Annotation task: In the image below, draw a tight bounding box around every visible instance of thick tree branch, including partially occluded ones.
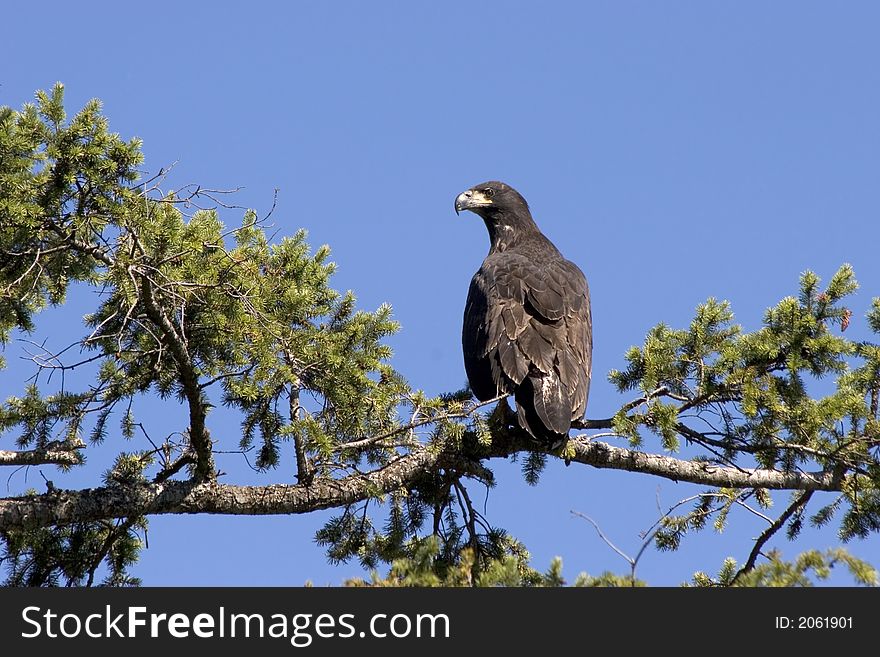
[0,449,481,532]
[488,430,843,492]
[0,429,844,533]
[0,447,83,467]
[563,439,836,490]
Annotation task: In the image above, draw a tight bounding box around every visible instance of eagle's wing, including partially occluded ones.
[462,261,525,401]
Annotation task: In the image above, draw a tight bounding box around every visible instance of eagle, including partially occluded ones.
[454,181,592,446]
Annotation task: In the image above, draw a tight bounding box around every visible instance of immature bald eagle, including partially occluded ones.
[454,181,592,446]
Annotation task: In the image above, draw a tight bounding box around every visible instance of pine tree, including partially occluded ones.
[1,87,878,586]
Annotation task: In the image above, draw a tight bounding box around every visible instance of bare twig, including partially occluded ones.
[572,511,636,569]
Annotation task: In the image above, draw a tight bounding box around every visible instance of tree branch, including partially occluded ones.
[336,394,508,452]
[572,386,683,429]
[485,428,842,492]
[288,382,312,484]
[0,449,481,532]
[46,220,115,268]
[729,490,814,585]
[137,273,213,480]
[565,441,837,490]
[0,447,84,467]
[0,426,844,533]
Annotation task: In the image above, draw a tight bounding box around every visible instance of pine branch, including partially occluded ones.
[45,221,115,268]
[152,454,196,484]
[336,394,508,452]
[288,383,312,484]
[83,517,140,587]
[0,449,483,531]
[729,490,814,585]
[137,273,213,480]
[0,446,84,467]
[0,431,843,533]
[572,386,673,429]
[488,429,842,491]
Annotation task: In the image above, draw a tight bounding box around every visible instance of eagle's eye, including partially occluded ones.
[483,188,495,198]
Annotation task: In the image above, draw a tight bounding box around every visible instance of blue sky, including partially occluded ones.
[2,2,879,585]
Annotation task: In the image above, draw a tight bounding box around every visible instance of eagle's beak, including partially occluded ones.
[454,189,490,215]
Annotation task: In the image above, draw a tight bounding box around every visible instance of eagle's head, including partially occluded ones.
[454,181,530,220]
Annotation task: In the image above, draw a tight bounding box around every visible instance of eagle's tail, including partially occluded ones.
[514,372,571,449]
